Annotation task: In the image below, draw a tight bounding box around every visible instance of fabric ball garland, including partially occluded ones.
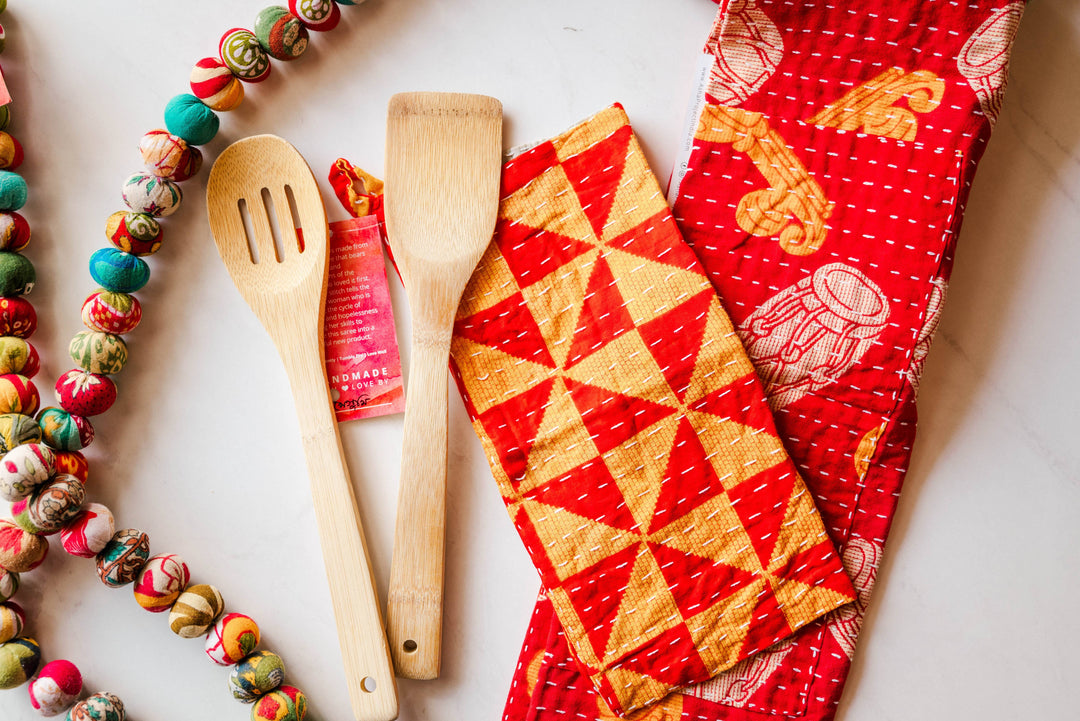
[251,685,307,721]
[220,28,272,83]
[81,290,142,335]
[37,407,94,452]
[0,520,48,573]
[0,601,23,643]
[0,171,26,211]
[0,211,30,252]
[69,331,129,375]
[55,369,118,417]
[132,553,189,612]
[0,373,38,415]
[138,130,202,183]
[0,442,54,502]
[27,659,83,717]
[164,94,221,146]
[95,528,150,588]
[0,251,34,296]
[0,636,40,690]
[60,503,115,558]
[121,172,182,218]
[67,692,125,721]
[229,650,285,703]
[190,58,245,112]
[169,583,224,638]
[0,297,36,337]
[206,613,260,665]
[255,7,309,61]
[0,413,42,453]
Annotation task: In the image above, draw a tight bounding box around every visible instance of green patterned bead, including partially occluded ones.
[0,637,40,690]
[37,407,94,451]
[255,7,309,61]
[68,692,125,721]
[0,413,41,453]
[229,650,286,702]
[0,251,34,296]
[69,331,128,375]
[251,686,306,721]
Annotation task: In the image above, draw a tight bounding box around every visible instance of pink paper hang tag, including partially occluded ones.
[325,215,405,422]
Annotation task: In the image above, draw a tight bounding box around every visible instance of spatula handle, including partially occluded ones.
[387,327,451,679]
[283,338,399,721]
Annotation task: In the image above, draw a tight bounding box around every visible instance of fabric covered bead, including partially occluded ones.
[164,94,220,146]
[0,413,42,453]
[56,369,117,417]
[0,211,29,252]
[220,29,272,83]
[190,57,244,112]
[0,336,33,375]
[0,171,26,211]
[0,520,48,573]
[69,331,128,376]
[88,248,149,294]
[169,583,224,639]
[96,528,149,588]
[105,211,163,257]
[0,637,40,690]
[206,613,260,665]
[229,650,285,703]
[251,685,307,721]
[0,569,17,602]
[28,659,82,717]
[38,408,94,451]
[67,692,124,721]
[53,451,88,482]
[0,373,37,415]
[121,172,181,217]
[289,0,340,31]
[132,553,189,613]
[139,130,202,182]
[0,23,5,54]
[0,601,23,643]
[10,498,40,534]
[0,251,34,296]
[24,474,85,535]
[0,107,9,133]
[0,442,54,502]
[61,503,114,558]
[0,297,35,337]
[0,132,22,171]
[81,290,142,335]
[255,7,309,61]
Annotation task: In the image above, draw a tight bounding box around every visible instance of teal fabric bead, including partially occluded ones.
[38,407,94,451]
[0,171,26,211]
[0,252,34,296]
[335,0,360,4]
[164,94,220,146]
[89,248,149,293]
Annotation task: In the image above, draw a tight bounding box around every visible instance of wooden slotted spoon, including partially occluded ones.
[384,92,503,679]
[206,135,398,721]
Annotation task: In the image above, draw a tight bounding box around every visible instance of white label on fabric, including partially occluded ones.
[667,52,713,206]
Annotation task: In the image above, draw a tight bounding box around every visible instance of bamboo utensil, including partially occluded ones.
[206,135,398,721]
[384,92,503,680]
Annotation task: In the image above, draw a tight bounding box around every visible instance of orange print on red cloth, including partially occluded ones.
[449,105,853,716]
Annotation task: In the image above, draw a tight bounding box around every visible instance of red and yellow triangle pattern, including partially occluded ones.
[450,105,855,716]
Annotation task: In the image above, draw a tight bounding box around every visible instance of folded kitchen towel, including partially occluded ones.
[507,2,1027,720]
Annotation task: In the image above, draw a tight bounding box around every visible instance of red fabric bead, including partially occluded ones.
[0,211,30,252]
[0,373,38,415]
[22,341,39,378]
[55,370,117,417]
[0,296,35,337]
[0,131,22,171]
[53,451,89,483]
[81,290,142,334]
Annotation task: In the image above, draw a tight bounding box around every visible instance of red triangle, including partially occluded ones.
[513,505,561,582]
[770,539,855,600]
[454,291,556,368]
[476,378,556,486]
[495,217,596,288]
[688,372,769,423]
[560,124,633,240]
[564,256,636,368]
[606,208,703,272]
[638,289,714,402]
[563,376,677,454]
[725,461,798,569]
[649,417,727,533]
[609,620,709,687]
[502,141,559,197]
[737,584,793,659]
[560,542,641,660]
[649,542,757,619]
[525,458,639,532]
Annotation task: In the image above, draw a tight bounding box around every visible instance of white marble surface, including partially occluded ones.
[0,1,1077,720]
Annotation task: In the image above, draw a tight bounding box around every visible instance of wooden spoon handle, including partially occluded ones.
[387,326,451,679]
[283,339,399,721]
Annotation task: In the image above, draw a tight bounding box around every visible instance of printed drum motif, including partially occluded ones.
[739,263,890,409]
[958,3,1025,126]
[826,537,883,659]
[704,0,783,106]
[907,278,948,396]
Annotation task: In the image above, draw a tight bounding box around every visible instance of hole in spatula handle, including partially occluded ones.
[402,639,418,654]
[285,184,305,253]
[238,198,259,264]
[261,187,287,263]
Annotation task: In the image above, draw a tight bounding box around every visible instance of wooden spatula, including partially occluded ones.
[384,93,503,679]
[206,135,398,721]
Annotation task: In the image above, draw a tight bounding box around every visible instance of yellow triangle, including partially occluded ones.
[551,105,631,161]
[519,376,603,495]
[519,249,600,369]
[683,579,767,673]
[520,499,638,584]
[771,575,855,634]
[545,585,600,670]
[598,665,678,717]
[449,336,557,417]
[456,241,521,319]
[601,413,682,532]
[501,163,600,252]
[766,476,833,574]
[647,493,761,573]
[561,329,680,409]
[681,297,759,407]
[603,248,714,328]
[602,546,683,666]
[597,136,669,243]
[685,411,788,492]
